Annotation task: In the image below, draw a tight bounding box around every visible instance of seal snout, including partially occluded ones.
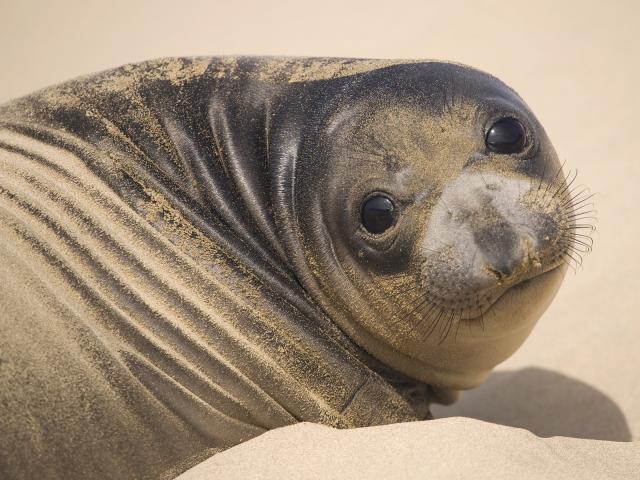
[473,216,525,283]
[420,172,569,315]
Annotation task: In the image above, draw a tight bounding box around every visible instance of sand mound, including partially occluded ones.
[177,418,640,479]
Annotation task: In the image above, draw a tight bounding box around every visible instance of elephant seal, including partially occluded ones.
[0,57,591,479]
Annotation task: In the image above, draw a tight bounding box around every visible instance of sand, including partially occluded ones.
[177,419,640,480]
[2,0,640,478]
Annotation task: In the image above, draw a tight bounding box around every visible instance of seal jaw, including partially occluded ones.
[359,263,568,390]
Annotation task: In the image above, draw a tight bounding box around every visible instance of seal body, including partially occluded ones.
[0,57,582,479]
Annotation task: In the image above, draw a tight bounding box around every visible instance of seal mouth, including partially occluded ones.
[461,262,565,322]
[420,260,566,323]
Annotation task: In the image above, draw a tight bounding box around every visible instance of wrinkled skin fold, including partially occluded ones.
[0,57,584,479]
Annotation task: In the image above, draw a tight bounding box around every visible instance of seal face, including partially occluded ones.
[0,57,592,478]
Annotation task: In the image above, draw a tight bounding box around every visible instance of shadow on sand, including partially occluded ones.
[431,367,631,441]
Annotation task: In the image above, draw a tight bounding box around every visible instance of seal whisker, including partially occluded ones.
[414,299,440,332]
[443,309,461,345]
[566,241,594,254]
[438,310,455,345]
[437,310,451,344]
[560,252,578,275]
[564,184,591,201]
[395,289,434,331]
[544,159,567,199]
[559,254,577,273]
[407,292,432,317]
[573,224,597,231]
[423,308,446,342]
[419,303,442,340]
[534,156,550,203]
[561,193,596,211]
[558,190,592,210]
[565,235,594,251]
[566,231,595,243]
[564,212,597,223]
[553,168,579,200]
[453,308,466,343]
[564,177,589,195]
[563,209,597,222]
[565,208,597,217]
[565,198,596,210]
[567,244,592,255]
[562,190,596,206]
[563,246,584,269]
[389,288,427,328]
[564,203,596,217]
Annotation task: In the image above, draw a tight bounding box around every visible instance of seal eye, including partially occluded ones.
[361,195,396,234]
[485,117,527,154]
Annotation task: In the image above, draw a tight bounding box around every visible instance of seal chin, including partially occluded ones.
[416,262,567,390]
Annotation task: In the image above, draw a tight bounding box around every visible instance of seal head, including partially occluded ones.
[271,62,583,389]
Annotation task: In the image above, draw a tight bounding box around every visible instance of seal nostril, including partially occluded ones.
[485,266,507,283]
